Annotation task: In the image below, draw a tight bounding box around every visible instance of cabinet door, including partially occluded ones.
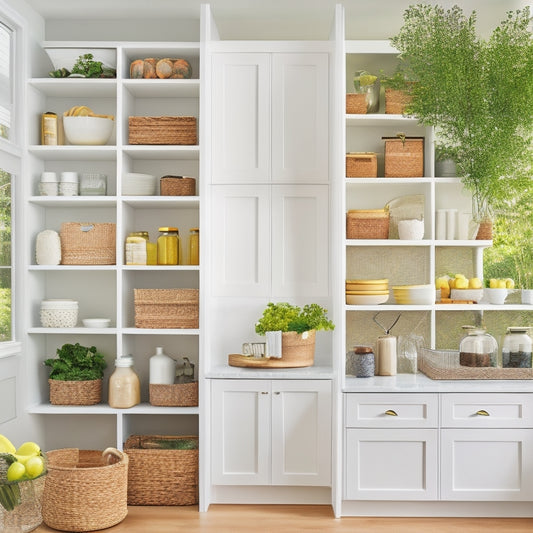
[212,185,270,296]
[345,428,438,500]
[271,380,331,486]
[272,53,329,182]
[441,428,533,501]
[271,185,329,297]
[211,380,271,485]
[211,53,271,183]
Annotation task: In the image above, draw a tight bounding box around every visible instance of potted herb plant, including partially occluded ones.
[255,302,334,367]
[44,343,106,405]
[390,5,533,235]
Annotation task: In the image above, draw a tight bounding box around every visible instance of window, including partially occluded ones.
[0,168,10,341]
[0,22,12,141]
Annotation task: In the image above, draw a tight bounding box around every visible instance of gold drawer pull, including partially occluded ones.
[385,409,398,416]
[476,409,490,416]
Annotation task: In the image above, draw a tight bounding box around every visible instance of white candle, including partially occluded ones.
[377,335,397,376]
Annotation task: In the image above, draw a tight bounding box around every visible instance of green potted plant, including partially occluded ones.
[255,302,334,367]
[379,68,415,115]
[49,53,116,78]
[44,343,107,405]
[390,5,533,235]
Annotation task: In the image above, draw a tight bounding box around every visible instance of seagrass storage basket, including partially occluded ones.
[346,152,378,178]
[346,209,390,239]
[60,222,116,265]
[124,435,199,506]
[128,116,197,145]
[385,87,413,114]
[42,448,128,532]
[49,378,102,406]
[134,288,199,329]
[383,136,424,177]
[160,175,196,196]
[346,93,367,114]
[149,381,198,407]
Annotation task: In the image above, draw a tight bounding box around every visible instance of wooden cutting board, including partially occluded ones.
[228,354,302,368]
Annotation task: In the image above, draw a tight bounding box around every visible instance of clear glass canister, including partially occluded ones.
[459,328,498,367]
[502,327,532,368]
[125,231,148,265]
[108,355,141,408]
[157,227,180,265]
[188,227,199,265]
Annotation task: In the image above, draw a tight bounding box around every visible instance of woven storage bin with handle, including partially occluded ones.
[128,116,197,145]
[150,381,198,406]
[42,448,128,532]
[160,175,196,196]
[49,378,102,406]
[346,152,377,178]
[124,435,199,505]
[134,288,199,329]
[383,135,424,178]
[60,222,116,265]
[346,93,367,114]
[347,209,390,239]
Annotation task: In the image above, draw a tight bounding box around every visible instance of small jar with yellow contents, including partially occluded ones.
[157,227,181,265]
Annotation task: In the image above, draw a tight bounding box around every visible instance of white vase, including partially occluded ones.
[521,289,533,305]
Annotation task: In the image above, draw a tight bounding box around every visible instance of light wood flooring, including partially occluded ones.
[34,505,533,532]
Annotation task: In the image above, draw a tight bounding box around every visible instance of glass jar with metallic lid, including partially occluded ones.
[188,228,199,265]
[502,327,532,368]
[125,231,148,265]
[157,227,181,265]
[459,327,498,367]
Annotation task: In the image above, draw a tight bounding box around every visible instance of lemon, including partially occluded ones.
[359,74,377,86]
[16,441,40,456]
[24,456,44,479]
[13,453,36,465]
[505,278,515,289]
[0,434,16,454]
[7,461,26,481]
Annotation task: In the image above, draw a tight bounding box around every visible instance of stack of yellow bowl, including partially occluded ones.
[346,279,389,305]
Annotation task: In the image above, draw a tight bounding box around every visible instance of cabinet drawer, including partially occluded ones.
[345,393,438,428]
[441,393,533,428]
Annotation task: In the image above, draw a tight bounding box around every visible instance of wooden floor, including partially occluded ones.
[34,505,533,532]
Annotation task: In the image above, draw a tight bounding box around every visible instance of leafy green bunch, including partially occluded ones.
[255,302,334,335]
[44,343,106,381]
[71,53,116,78]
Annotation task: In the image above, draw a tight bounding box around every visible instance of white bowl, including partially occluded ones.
[398,219,425,240]
[44,47,116,71]
[82,318,111,328]
[450,288,484,302]
[346,293,389,305]
[392,284,435,305]
[485,288,508,305]
[63,116,114,146]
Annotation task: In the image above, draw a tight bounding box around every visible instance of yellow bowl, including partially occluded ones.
[347,278,389,284]
[346,290,389,295]
[346,283,389,292]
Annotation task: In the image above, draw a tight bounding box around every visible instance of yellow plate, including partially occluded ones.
[346,290,389,295]
[346,278,389,285]
[346,283,389,292]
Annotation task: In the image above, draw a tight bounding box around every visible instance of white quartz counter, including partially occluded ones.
[206,365,334,380]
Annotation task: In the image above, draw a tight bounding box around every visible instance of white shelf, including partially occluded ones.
[122,79,200,98]
[29,145,117,161]
[27,402,200,415]
[28,265,117,271]
[122,265,200,271]
[28,327,117,334]
[346,239,430,247]
[121,196,199,209]
[29,196,117,207]
[122,145,200,160]
[346,177,433,185]
[346,114,419,126]
[121,328,200,335]
[435,240,492,248]
[345,304,430,311]
[28,78,117,97]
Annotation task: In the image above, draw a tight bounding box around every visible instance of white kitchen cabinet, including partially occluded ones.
[211,52,328,184]
[211,379,331,486]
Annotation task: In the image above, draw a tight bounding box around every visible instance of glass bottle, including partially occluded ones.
[125,231,148,265]
[108,355,141,408]
[459,328,498,367]
[188,228,199,265]
[157,227,180,265]
[502,327,532,368]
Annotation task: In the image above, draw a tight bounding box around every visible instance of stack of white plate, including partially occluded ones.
[122,173,157,196]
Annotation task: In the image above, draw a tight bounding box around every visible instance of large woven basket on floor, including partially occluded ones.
[49,378,102,405]
[60,222,116,265]
[124,435,199,505]
[160,175,196,196]
[149,381,198,406]
[128,116,197,145]
[346,209,390,239]
[42,448,128,532]
[346,152,377,178]
[134,288,199,328]
[383,136,424,177]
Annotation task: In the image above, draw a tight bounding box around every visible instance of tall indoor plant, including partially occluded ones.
[390,5,533,230]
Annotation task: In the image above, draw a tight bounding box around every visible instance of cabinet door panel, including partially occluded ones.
[271,185,329,297]
[345,428,438,500]
[212,185,270,296]
[441,428,533,501]
[211,380,271,485]
[272,53,329,182]
[271,380,331,486]
[211,53,271,183]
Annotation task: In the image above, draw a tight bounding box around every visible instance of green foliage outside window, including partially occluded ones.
[0,169,11,341]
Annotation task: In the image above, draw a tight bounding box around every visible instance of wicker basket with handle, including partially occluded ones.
[346,209,390,239]
[60,222,116,265]
[383,135,424,178]
[42,448,128,532]
[160,176,196,196]
[124,435,199,505]
[346,152,377,178]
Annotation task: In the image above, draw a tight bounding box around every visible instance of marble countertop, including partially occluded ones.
[206,365,334,379]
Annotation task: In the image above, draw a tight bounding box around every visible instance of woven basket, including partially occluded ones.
[383,136,424,178]
[124,435,198,506]
[134,288,199,329]
[346,209,390,239]
[128,116,197,145]
[149,381,198,407]
[280,330,316,367]
[60,222,116,265]
[49,379,102,406]
[476,220,493,240]
[385,88,413,114]
[42,448,128,532]
[346,152,377,178]
[346,93,367,114]
[160,176,196,196]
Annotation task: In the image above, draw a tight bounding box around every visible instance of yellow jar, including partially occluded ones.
[146,241,157,265]
[125,231,148,265]
[188,228,199,265]
[157,227,180,265]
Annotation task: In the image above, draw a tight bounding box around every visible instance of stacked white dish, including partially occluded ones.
[392,284,435,305]
[122,173,157,196]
